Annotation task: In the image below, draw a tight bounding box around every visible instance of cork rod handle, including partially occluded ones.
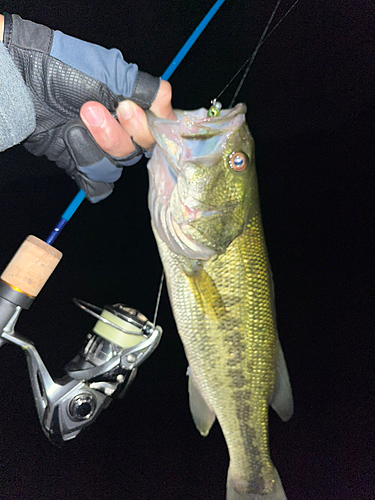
[1,236,62,297]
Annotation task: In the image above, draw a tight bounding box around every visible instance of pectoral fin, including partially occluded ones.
[269,340,294,422]
[188,368,216,436]
[186,268,226,320]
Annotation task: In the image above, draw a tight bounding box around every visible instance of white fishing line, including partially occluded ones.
[214,0,301,107]
[153,270,165,325]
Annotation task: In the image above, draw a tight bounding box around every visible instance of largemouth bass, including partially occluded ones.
[147,104,293,500]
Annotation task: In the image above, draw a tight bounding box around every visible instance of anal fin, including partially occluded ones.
[269,340,294,422]
[188,367,216,436]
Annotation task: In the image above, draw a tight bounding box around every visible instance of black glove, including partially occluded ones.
[3,13,160,202]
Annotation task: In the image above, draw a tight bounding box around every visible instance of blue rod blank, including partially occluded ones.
[46,189,86,245]
[61,189,86,221]
[162,0,226,81]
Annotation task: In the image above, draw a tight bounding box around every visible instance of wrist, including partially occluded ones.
[0,15,4,42]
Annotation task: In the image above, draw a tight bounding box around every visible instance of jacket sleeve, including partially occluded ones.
[0,41,35,152]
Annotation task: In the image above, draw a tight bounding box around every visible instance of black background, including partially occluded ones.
[0,1,374,499]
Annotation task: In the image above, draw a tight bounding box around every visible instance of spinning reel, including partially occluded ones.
[0,236,162,444]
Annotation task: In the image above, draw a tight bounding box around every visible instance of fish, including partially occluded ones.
[146,103,293,500]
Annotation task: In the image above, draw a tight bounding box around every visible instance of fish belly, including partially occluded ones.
[153,214,287,499]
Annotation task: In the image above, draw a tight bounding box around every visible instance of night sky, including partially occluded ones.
[0,1,374,499]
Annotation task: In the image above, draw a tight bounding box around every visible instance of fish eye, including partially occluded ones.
[229,151,249,172]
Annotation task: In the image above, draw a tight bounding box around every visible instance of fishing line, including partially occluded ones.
[229,0,282,107]
[215,0,301,107]
[263,0,301,43]
[153,270,165,325]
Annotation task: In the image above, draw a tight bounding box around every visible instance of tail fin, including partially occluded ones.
[227,468,287,500]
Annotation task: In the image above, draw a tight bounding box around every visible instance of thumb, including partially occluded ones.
[150,80,176,120]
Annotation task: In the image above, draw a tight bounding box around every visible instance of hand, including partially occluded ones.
[3,14,174,202]
[80,79,175,160]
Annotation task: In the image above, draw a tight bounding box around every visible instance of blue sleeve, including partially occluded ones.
[0,41,36,152]
[51,31,139,99]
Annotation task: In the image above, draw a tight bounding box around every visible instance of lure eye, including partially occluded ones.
[229,152,249,172]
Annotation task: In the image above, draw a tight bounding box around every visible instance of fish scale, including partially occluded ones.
[147,104,292,500]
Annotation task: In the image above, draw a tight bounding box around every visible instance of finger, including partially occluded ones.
[150,80,176,120]
[116,81,176,150]
[117,100,155,150]
[80,101,135,158]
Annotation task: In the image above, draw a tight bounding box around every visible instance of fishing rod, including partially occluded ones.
[46,0,227,246]
[0,0,228,444]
